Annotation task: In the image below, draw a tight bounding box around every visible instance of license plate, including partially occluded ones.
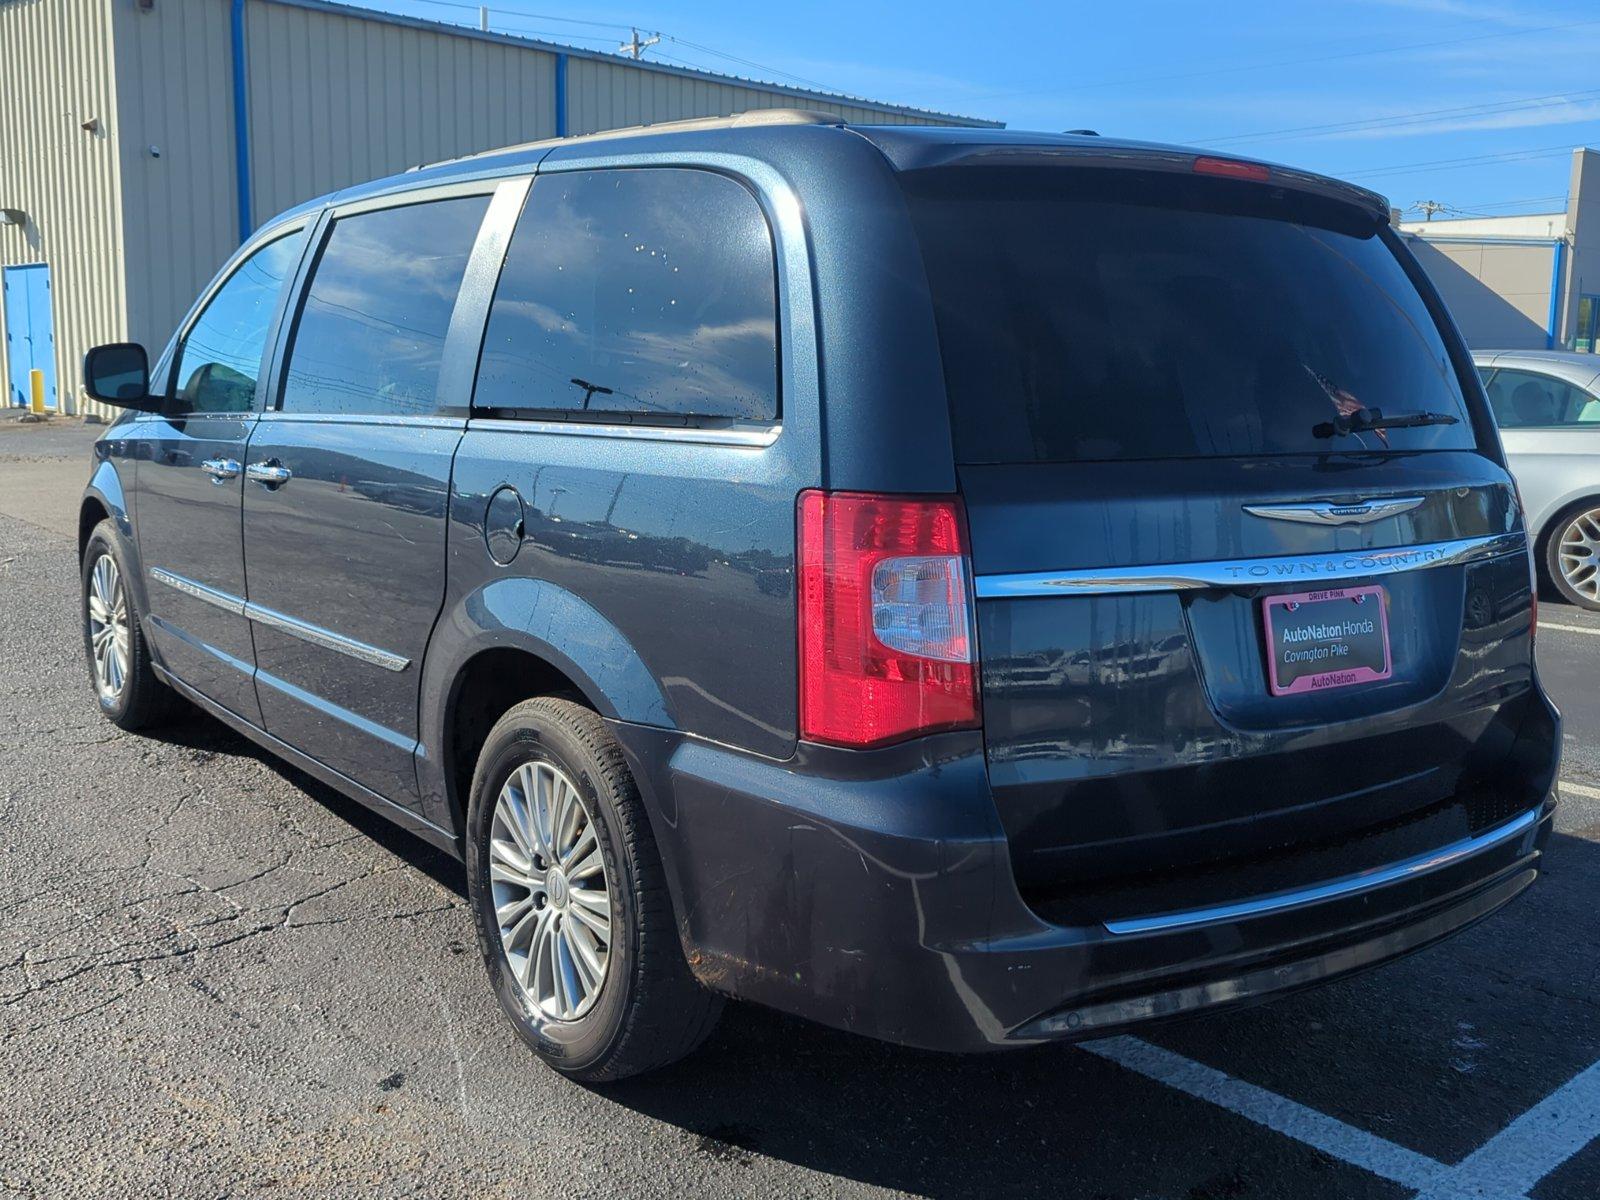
[1261,585,1392,697]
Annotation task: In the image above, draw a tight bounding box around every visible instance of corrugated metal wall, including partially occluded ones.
[564,56,953,136]
[5,0,993,423]
[243,0,559,226]
[112,0,238,389]
[0,0,124,419]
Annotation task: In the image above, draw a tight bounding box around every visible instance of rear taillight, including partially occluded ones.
[797,490,979,748]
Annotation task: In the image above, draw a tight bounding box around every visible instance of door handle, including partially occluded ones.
[246,460,292,487]
[201,457,241,483]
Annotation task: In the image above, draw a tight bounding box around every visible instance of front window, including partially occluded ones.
[172,235,301,414]
[1482,367,1600,428]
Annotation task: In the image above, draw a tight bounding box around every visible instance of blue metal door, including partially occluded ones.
[3,264,57,410]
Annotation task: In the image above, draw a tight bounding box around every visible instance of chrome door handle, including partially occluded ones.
[246,461,292,487]
[201,457,241,483]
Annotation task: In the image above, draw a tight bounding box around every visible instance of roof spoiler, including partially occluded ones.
[892,142,1392,224]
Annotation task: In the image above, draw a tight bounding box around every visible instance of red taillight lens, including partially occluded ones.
[797,490,980,748]
[1193,155,1272,182]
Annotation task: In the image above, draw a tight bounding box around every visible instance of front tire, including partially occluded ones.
[1543,502,1600,611]
[81,519,175,730]
[465,697,721,1081]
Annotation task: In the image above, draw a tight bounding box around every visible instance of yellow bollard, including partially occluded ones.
[28,368,45,414]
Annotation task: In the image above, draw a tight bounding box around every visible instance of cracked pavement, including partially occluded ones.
[3,421,1600,1199]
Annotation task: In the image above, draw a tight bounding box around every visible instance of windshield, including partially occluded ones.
[901,166,1478,464]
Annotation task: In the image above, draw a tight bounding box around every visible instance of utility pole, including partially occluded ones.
[618,27,661,59]
[1415,200,1448,222]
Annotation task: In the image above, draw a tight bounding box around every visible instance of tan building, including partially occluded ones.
[0,0,997,419]
[1400,147,1600,354]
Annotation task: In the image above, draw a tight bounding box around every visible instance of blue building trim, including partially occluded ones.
[231,0,253,243]
[1548,240,1567,349]
[555,52,568,139]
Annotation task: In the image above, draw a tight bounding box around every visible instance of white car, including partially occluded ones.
[1475,350,1600,609]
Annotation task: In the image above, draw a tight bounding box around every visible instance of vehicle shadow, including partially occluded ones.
[596,823,1600,1199]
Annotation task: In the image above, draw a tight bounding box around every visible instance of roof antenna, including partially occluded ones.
[1063,128,1100,136]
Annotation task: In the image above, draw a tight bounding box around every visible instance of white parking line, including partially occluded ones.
[1561,779,1600,802]
[1540,621,1600,636]
[1085,1037,1600,1198]
[1081,1037,1448,1190]
[1413,1058,1600,1199]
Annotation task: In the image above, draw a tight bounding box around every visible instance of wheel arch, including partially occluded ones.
[418,576,675,838]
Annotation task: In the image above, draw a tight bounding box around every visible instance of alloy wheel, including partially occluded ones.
[1557,508,1600,603]
[87,553,131,702]
[488,759,613,1021]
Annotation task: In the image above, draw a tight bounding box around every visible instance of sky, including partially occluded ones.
[349,0,1600,221]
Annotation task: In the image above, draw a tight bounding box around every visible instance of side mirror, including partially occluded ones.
[83,342,160,410]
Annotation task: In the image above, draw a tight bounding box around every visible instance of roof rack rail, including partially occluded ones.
[406,108,844,172]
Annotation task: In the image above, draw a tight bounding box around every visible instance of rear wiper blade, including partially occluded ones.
[1313,408,1460,439]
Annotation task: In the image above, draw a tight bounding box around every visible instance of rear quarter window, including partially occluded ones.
[903,167,1478,463]
[472,167,778,423]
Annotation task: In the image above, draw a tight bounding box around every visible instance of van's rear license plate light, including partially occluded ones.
[1262,585,1393,696]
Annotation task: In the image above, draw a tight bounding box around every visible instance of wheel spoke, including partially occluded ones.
[524,907,555,989]
[567,845,603,882]
[550,777,576,860]
[564,920,603,995]
[567,892,610,941]
[528,764,558,860]
[561,823,596,871]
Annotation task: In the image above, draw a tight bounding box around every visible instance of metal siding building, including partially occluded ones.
[1401,148,1600,354]
[0,0,996,419]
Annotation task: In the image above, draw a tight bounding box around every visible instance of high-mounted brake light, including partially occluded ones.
[1193,156,1272,183]
[797,491,980,748]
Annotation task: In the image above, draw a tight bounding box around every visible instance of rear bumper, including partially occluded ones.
[613,724,1555,1054]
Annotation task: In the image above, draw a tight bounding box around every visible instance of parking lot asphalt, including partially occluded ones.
[3,419,1598,1199]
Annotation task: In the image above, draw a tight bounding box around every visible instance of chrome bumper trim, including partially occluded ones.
[1102,808,1539,936]
[975,532,1526,598]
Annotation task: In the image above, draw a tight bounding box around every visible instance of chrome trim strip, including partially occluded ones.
[1243,496,1425,527]
[1102,809,1539,936]
[246,602,411,673]
[150,568,246,616]
[975,532,1526,598]
[467,415,780,447]
[149,569,410,672]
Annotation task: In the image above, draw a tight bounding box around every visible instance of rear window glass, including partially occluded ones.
[903,167,1476,463]
[472,167,778,423]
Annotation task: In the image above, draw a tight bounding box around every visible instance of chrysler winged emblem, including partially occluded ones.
[1242,497,1425,526]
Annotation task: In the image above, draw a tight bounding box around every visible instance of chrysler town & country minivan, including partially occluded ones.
[78,113,1559,1080]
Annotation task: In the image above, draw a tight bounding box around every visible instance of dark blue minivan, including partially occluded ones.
[79,112,1559,1080]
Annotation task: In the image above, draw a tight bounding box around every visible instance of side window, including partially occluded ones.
[473,168,778,422]
[1485,368,1600,429]
[172,235,301,413]
[279,195,490,417]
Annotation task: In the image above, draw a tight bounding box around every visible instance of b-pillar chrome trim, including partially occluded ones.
[149,568,410,672]
[974,532,1527,599]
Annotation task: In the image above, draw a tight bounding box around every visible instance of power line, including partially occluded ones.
[1337,143,1582,180]
[1201,87,1600,147]
[659,35,844,94]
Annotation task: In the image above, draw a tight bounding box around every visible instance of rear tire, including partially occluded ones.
[81,519,176,730]
[465,697,721,1081]
[1542,502,1600,612]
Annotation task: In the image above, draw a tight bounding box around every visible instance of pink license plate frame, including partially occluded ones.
[1261,584,1393,697]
